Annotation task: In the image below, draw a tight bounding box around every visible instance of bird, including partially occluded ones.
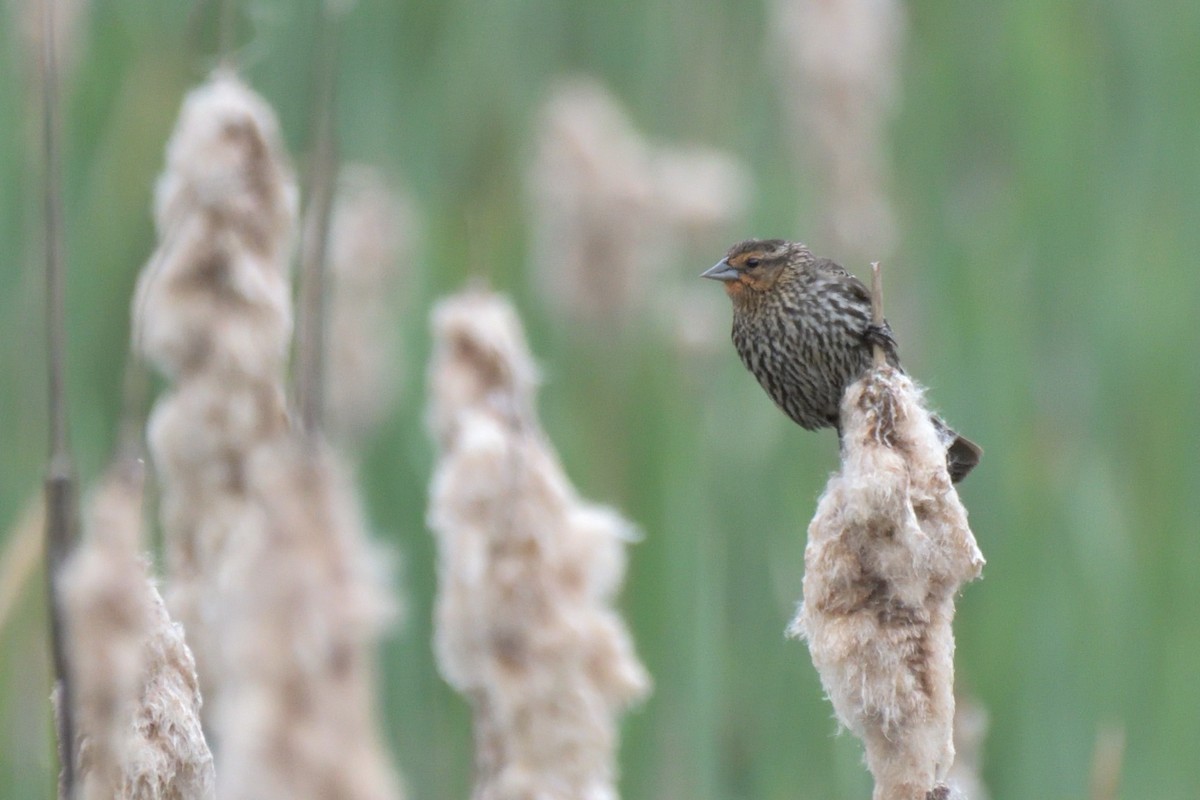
[702,238,981,483]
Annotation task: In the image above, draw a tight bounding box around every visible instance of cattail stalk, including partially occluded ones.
[17,0,90,82]
[871,261,886,368]
[427,289,651,799]
[39,0,79,792]
[790,366,984,800]
[294,2,342,436]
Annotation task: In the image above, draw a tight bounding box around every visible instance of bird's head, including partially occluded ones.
[701,239,812,303]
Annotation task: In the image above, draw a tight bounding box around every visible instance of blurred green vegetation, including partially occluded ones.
[3,1,1200,798]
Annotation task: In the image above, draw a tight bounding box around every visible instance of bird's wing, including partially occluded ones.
[813,258,867,295]
[815,258,901,361]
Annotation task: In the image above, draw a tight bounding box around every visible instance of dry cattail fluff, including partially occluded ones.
[210,439,401,800]
[133,68,297,705]
[325,165,419,448]
[135,68,296,383]
[789,366,984,800]
[61,462,214,800]
[772,0,904,260]
[527,77,750,324]
[133,70,402,800]
[428,289,651,800]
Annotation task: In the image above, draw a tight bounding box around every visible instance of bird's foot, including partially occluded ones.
[863,321,897,353]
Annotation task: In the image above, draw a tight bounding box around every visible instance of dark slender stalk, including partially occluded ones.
[870,261,885,368]
[294,6,341,437]
[40,1,78,796]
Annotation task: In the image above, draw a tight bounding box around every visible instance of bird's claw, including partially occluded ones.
[863,321,897,352]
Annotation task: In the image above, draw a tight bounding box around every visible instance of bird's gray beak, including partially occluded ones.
[701,258,738,282]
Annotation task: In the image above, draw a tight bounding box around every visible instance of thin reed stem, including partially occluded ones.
[40,0,78,795]
[295,6,341,436]
[870,261,885,368]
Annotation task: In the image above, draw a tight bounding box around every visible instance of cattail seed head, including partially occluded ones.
[428,289,650,799]
[134,69,403,800]
[427,288,540,448]
[134,69,297,382]
[325,165,419,447]
[792,366,983,800]
[154,69,297,255]
[528,78,750,324]
[61,463,215,800]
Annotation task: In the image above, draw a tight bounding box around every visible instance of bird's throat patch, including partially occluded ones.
[733,269,780,294]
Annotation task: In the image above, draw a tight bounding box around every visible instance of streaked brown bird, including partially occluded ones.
[703,238,981,483]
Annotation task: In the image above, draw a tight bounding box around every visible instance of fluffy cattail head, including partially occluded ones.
[135,70,403,800]
[61,462,215,800]
[793,366,983,800]
[428,289,650,799]
[211,439,402,800]
[134,69,297,382]
[528,78,750,324]
[325,166,419,447]
[427,288,540,447]
[62,464,154,800]
[154,68,297,252]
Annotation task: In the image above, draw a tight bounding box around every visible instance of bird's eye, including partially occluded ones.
[745,257,761,268]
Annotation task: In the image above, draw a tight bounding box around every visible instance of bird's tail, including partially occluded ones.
[931,415,982,484]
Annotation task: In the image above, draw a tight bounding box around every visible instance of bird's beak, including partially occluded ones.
[701,258,738,282]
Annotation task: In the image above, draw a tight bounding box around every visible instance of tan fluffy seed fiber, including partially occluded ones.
[212,439,401,800]
[790,366,984,800]
[134,69,298,710]
[527,78,750,324]
[135,68,297,383]
[123,581,215,799]
[325,165,418,447]
[61,462,215,800]
[428,289,650,800]
[135,69,402,800]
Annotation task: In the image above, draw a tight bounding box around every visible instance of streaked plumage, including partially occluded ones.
[703,238,980,482]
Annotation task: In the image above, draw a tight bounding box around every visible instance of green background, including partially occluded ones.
[2,1,1198,797]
